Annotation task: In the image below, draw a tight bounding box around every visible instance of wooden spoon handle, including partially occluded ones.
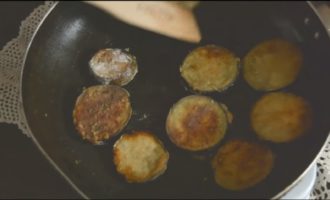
[84,1,201,43]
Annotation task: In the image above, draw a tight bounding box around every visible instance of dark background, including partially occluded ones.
[0,1,80,198]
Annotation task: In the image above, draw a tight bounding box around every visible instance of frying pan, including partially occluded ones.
[21,1,330,199]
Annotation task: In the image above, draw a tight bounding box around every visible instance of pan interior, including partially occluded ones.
[22,1,330,199]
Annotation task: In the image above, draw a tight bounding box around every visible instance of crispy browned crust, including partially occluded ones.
[212,139,274,191]
[166,95,229,151]
[73,85,132,144]
[243,38,302,91]
[180,45,239,92]
[251,92,312,143]
[113,131,169,183]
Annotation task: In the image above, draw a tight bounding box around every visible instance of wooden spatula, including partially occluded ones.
[84,1,201,43]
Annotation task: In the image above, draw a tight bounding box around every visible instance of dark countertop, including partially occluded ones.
[0,1,80,199]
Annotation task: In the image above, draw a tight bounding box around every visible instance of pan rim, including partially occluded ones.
[19,1,330,199]
[272,1,330,199]
[19,1,89,199]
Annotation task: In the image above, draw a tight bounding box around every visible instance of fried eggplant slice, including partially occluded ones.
[212,139,274,190]
[166,95,231,151]
[243,38,302,91]
[113,131,169,183]
[251,92,312,143]
[73,85,132,144]
[180,45,239,92]
[89,48,138,85]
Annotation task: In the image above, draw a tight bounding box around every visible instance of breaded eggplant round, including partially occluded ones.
[89,48,138,85]
[73,85,132,144]
[113,131,169,183]
[251,92,312,143]
[166,95,231,151]
[180,45,239,92]
[212,139,274,191]
[243,38,303,91]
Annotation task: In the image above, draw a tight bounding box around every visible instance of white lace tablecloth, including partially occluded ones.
[0,1,329,199]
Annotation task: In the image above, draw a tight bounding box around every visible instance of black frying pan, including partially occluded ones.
[21,1,330,199]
